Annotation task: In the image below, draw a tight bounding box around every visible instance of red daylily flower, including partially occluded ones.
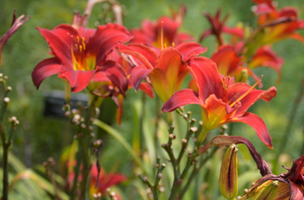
[162,57,277,148]
[251,0,304,45]
[66,164,126,199]
[199,9,244,46]
[130,15,193,48]
[119,42,206,102]
[32,23,132,93]
[0,10,30,67]
[89,165,126,198]
[93,50,154,124]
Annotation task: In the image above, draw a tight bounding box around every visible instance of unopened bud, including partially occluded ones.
[235,69,248,83]
[219,144,238,200]
[4,97,10,103]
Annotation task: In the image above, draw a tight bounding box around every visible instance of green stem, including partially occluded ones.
[278,79,304,155]
[179,147,218,199]
[79,96,98,199]
[168,159,192,200]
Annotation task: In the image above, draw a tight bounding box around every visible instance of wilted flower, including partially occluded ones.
[0,10,30,67]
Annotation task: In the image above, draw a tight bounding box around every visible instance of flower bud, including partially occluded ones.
[219,144,238,200]
[248,180,279,200]
[235,69,249,83]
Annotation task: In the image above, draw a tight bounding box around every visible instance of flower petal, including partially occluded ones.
[118,43,158,68]
[138,82,154,98]
[155,47,188,96]
[176,42,207,61]
[118,44,155,69]
[129,67,153,91]
[32,57,61,89]
[162,89,201,112]
[149,68,171,102]
[211,45,242,75]
[188,57,224,104]
[37,24,79,67]
[228,112,273,149]
[227,84,277,116]
[97,60,128,96]
[86,24,132,66]
[203,94,239,130]
[58,67,95,92]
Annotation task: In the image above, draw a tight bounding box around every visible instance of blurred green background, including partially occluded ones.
[0,0,304,199]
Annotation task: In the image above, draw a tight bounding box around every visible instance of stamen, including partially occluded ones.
[172,42,175,47]
[82,37,86,50]
[161,21,164,50]
[229,75,263,107]
[79,45,83,52]
[76,36,79,43]
[75,44,78,50]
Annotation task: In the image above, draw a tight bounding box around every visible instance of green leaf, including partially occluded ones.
[9,169,69,200]
[93,119,150,176]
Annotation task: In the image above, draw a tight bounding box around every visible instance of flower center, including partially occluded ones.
[70,36,95,71]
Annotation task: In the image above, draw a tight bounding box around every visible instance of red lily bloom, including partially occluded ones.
[89,165,126,198]
[0,10,29,67]
[93,50,154,124]
[251,0,304,45]
[119,42,206,102]
[32,23,132,93]
[199,9,244,46]
[130,15,193,48]
[162,57,277,148]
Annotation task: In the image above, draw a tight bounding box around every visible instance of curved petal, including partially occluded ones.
[129,67,153,91]
[32,57,61,89]
[249,46,283,82]
[37,24,79,67]
[289,182,304,200]
[162,89,201,112]
[155,47,188,95]
[58,67,95,92]
[188,57,224,103]
[86,24,132,66]
[211,45,242,75]
[138,82,154,98]
[203,94,239,130]
[118,44,155,69]
[97,61,128,96]
[149,68,170,102]
[227,112,273,149]
[176,42,207,61]
[118,43,158,67]
[227,84,277,117]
